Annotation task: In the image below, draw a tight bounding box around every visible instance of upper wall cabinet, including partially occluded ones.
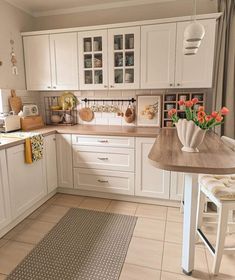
[78,30,108,90]
[141,19,216,89]
[175,19,216,88]
[108,27,140,90]
[24,33,78,91]
[141,23,176,89]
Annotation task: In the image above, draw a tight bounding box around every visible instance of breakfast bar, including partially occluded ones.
[148,129,235,275]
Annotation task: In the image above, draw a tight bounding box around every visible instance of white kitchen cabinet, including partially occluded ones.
[24,35,52,91]
[135,138,170,199]
[24,33,78,91]
[175,19,216,88]
[7,145,47,219]
[0,150,11,230]
[141,23,176,89]
[78,30,108,90]
[50,33,79,90]
[44,135,58,193]
[56,134,73,188]
[74,168,134,195]
[108,26,140,89]
[170,172,184,201]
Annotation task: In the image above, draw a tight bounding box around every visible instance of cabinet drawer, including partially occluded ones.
[72,135,135,148]
[73,146,134,172]
[74,168,134,195]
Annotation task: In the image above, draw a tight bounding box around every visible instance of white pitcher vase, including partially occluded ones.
[175,119,206,153]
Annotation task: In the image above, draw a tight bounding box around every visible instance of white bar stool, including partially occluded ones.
[196,136,235,275]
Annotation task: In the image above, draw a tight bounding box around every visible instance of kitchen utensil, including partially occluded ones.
[79,107,94,122]
[59,92,77,110]
[124,106,135,123]
[9,89,22,114]
[51,115,62,124]
[22,104,39,116]
[20,116,44,131]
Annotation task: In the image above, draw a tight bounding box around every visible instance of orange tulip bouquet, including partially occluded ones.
[168,98,229,152]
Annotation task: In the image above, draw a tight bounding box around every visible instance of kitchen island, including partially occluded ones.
[148,129,235,275]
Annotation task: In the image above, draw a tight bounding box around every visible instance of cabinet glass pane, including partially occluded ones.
[125,69,134,83]
[84,38,92,52]
[115,69,123,83]
[84,54,92,68]
[94,54,102,68]
[114,35,123,50]
[94,70,103,84]
[115,53,123,67]
[125,34,134,49]
[85,70,93,84]
[93,37,102,52]
[125,52,134,67]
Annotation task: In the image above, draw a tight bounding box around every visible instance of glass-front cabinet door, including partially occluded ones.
[78,30,108,90]
[108,27,140,89]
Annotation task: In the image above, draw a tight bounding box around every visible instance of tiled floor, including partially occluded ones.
[0,194,235,280]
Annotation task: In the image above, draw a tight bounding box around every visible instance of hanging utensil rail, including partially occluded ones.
[81,98,136,103]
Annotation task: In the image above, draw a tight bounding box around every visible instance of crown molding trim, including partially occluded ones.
[4,0,176,18]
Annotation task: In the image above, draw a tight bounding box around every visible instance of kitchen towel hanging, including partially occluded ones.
[25,134,44,164]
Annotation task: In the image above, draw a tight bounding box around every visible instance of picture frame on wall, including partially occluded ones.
[137,95,162,127]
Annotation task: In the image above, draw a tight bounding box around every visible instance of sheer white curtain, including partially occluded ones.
[213,0,235,138]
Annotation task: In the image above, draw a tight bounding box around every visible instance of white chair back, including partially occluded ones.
[221,136,235,151]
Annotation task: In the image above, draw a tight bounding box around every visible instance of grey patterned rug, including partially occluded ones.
[7,208,137,280]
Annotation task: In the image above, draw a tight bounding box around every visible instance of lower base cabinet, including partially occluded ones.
[135,137,170,199]
[7,144,47,219]
[0,150,11,230]
[74,168,135,195]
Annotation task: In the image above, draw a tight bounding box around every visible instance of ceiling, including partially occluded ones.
[5,0,175,17]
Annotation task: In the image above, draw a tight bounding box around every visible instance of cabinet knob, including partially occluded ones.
[47,86,51,89]
[110,85,114,88]
[169,83,173,87]
[98,179,109,183]
[177,83,181,86]
[104,85,108,88]
[98,140,109,143]
[53,138,56,141]
[53,86,56,89]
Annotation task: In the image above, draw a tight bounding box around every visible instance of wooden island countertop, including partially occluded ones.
[148,129,235,175]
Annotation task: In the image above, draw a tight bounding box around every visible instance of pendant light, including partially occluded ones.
[183,0,205,55]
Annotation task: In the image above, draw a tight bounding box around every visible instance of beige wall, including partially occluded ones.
[0,0,34,90]
[33,0,218,30]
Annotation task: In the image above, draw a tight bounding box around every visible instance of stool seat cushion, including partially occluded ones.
[199,174,235,201]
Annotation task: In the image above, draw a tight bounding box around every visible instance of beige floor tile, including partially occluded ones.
[135,204,167,220]
[0,274,6,280]
[52,194,85,208]
[0,241,34,275]
[206,249,235,279]
[162,242,210,279]
[120,263,161,280]
[167,207,183,223]
[106,200,137,216]
[10,219,55,244]
[0,239,8,248]
[125,237,163,270]
[165,221,183,244]
[79,197,111,211]
[3,219,32,240]
[161,271,209,280]
[134,218,165,241]
[28,203,51,219]
[36,205,69,223]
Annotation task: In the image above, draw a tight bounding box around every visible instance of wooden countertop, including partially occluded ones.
[148,129,235,175]
[0,125,160,150]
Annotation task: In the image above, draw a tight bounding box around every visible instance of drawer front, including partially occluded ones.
[74,168,134,195]
[73,146,134,172]
[72,135,135,148]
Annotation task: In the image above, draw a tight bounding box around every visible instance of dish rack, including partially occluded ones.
[44,96,78,126]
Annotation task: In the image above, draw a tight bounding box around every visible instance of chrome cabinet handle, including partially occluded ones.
[98,179,109,183]
[98,140,108,143]
[97,157,108,161]
[47,86,51,89]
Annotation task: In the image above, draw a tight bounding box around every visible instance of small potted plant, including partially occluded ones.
[168,98,229,152]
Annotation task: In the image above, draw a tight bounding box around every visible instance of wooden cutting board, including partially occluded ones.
[79,107,94,122]
[9,89,22,114]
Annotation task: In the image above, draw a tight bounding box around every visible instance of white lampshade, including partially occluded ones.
[183,40,201,50]
[184,21,205,42]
